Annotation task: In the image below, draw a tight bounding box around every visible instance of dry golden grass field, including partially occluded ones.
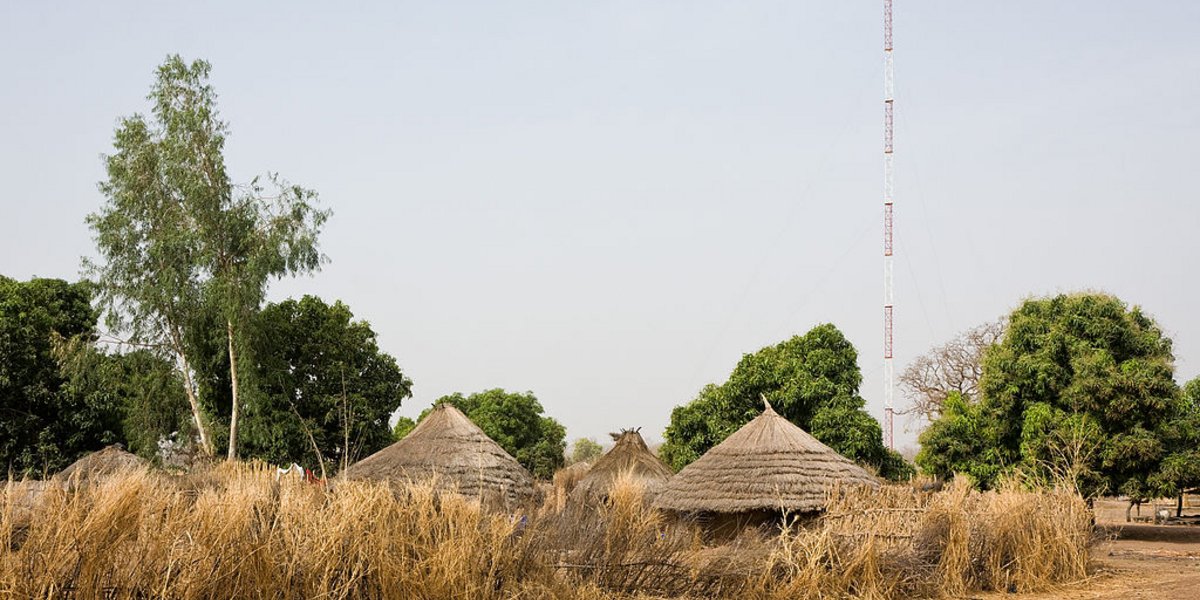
[988,500,1200,600]
[0,464,1112,599]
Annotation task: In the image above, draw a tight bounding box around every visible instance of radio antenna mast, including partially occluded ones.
[882,0,896,450]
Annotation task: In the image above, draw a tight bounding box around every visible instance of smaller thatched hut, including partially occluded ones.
[552,460,592,496]
[653,401,878,532]
[54,445,148,484]
[341,403,535,506]
[570,428,672,504]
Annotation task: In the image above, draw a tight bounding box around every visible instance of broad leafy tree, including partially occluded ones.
[660,324,912,480]
[0,277,122,473]
[424,389,567,479]
[55,338,192,462]
[225,296,411,474]
[392,416,417,441]
[917,293,1183,499]
[570,437,604,464]
[915,392,1005,487]
[1150,377,1200,513]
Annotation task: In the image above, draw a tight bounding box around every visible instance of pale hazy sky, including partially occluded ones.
[2,2,1197,450]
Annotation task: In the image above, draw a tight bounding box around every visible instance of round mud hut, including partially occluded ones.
[653,401,878,532]
[342,403,535,506]
[570,428,673,504]
[54,445,149,484]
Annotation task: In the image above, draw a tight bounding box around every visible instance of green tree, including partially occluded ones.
[916,392,1006,485]
[392,416,417,441]
[1150,377,1200,514]
[199,171,328,461]
[54,338,192,462]
[0,277,123,473]
[570,437,604,464]
[423,389,566,479]
[234,296,411,474]
[918,293,1182,499]
[86,60,215,453]
[87,55,329,461]
[660,324,912,480]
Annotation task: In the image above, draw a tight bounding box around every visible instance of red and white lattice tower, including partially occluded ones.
[882,0,896,450]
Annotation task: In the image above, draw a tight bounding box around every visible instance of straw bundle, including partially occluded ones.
[654,402,878,514]
[341,403,534,505]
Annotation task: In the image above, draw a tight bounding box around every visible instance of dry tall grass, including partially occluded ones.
[0,465,1092,599]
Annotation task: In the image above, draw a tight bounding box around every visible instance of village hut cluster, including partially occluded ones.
[33,400,882,532]
[339,398,880,529]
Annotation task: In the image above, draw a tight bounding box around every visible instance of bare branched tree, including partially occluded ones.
[899,319,1005,422]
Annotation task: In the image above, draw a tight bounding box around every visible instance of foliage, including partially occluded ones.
[918,293,1184,498]
[916,392,1005,486]
[392,416,417,441]
[227,296,411,472]
[425,389,566,478]
[570,437,604,464]
[1149,376,1200,497]
[86,56,223,454]
[54,339,191,462]
[660,323,913,480]
[0,277,124,474]
[900,319,1004,422]
[86,54,329,460]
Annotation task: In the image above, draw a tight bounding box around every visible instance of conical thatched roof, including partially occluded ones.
[342,403,535,505]
[571,429,673,502]
[653,402,879,514]
[54,445,148,483]
[553,460,592,495]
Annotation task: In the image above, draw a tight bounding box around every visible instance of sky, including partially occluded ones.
[2,2,1198,451]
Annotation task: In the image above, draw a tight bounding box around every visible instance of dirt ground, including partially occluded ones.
[976,498,1200,600]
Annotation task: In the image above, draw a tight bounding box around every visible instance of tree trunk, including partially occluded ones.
[178,352,214,456]
[341,368,351,473]
[288,401,327,482]
[1126,500,1134,523]
[1179,494,1185,518]
[226,319,241,461]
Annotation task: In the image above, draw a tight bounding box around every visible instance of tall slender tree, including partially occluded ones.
[88,55,329,460]
[87,57,220,455]
[201,174,328,460]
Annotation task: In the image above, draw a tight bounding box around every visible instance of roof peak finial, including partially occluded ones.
[760,394,775,414]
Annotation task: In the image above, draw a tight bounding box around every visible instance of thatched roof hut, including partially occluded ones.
[342,403,535,506]
[653,402,878,515]
[54,445,148,483]
[571,429,672,503]
[553,460,592,496]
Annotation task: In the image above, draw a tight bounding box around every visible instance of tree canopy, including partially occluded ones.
[0,276,122,473]
[570,437,604,464]
[423,389,566,479]
[900,319,1004,422]
[195,296,411,474]
[87,55,328,460]
[917,293,1185,499]
[392,416,417,441]
[659,323,912,480]
[54,339,191,463]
